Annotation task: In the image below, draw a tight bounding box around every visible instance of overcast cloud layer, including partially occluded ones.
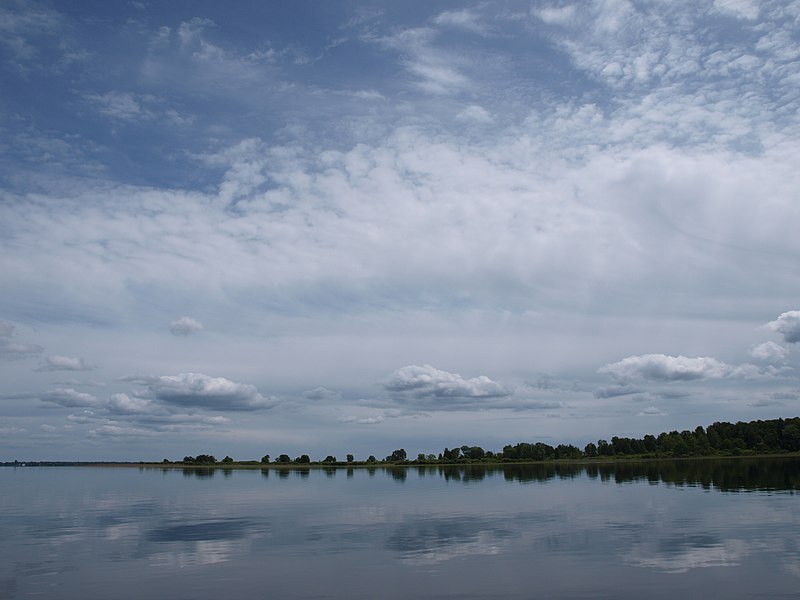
[1,0,799,461]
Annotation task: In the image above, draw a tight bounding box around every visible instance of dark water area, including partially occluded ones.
[1,458,798,599]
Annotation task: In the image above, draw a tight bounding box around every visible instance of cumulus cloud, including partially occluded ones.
[303,387,341,401]
[146,372,278,411]
[36,354,94,371]
[41,388,99,408]
[105,393,152,415]
[599,354,736,382]
[750,341,789,363]
[766,311,800,344]
[385,364,512,408]
[169,316,204,336]
[0,320,42,359]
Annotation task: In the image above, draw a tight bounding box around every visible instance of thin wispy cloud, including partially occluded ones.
[36,355,94,372]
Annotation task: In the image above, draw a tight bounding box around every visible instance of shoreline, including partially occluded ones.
[6,452,799,469]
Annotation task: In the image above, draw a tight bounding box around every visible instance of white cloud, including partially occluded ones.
[766,311,800,344]
[379,27,470,94]
[456,105,493,123]
[105,393,152,415]
[599,354,733,381]
[85,91,150,122]
[147,372,278,411]
[637,406,667,417]
[750,341,789,363]
[36,354,94,371]
[385,364,512,406]
[433,9,489,35]
[534,5,577,26]
[41,388,99,408]
[712,0,759,20]
[338,415,384,425]
[169,316,204,336]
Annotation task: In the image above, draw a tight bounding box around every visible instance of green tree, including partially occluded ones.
[275,454,291,463]
[221,456,234,464]
[386,448,407,462]
[322,455,336,463]
[346,454,354,463]
[261,454,270,464]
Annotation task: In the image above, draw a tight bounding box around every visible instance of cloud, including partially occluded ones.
[766,311,800,344]
[456,105,493,123]
[105,393,152,415]
[36,354,94,371]
[750,341,789,363]
[594,383,644,399]
[379,27,470,94]
[89,424,156,438]
[534,5,577,26]
[303,387,341,401]
[600,354,773,382]
[41,388,99,408]
[433,9,490,35]
[385,364,512,407]
[712,0,759,20]
[169,316,204,336]
[85,91,151,122]
[146,372,278,411]
[637,406,668,417]
[0,320,43,359]
[600,354,737,382]
[338,415,384,425]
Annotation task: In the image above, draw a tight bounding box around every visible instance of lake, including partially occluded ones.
[1,458,798,599]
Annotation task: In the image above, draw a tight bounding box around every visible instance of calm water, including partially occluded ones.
[1,458,799,599]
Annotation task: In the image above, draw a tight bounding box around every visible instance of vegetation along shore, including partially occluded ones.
[5,417,798,468]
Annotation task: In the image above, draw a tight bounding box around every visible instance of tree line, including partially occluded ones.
[173,416,800,466]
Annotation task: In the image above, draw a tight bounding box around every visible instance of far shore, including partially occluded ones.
[6,452,799,469]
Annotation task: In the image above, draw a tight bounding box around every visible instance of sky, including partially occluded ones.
[1,0,800,462]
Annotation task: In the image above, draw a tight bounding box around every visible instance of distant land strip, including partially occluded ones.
[4,417,800,467]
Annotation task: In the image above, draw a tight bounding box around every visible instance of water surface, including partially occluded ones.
[1,458,798,599]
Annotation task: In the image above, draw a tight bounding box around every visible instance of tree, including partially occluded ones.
[261,454,270,464]
[221,456,234,464]
[584,442,598,457]
[295,454,310,464]
[366,455,377,463]
[275,454,291,464]
[346,454,354,463]
[386,448,407,462]
[597,440,613,456]
[322,455,336,463]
